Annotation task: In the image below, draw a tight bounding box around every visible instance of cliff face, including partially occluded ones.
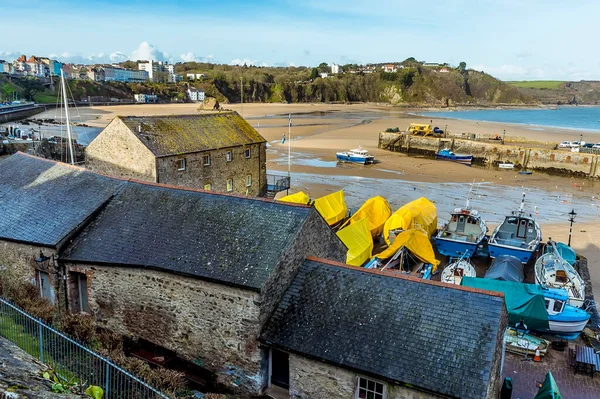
[512,81,600,105]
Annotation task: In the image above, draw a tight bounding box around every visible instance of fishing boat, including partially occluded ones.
[543,287,590,338]
[488,193,542,263]
[535,241,585,308]
[435,186,487,257]
[504,327,550,357]
[434,149,473,164]
[336,147,375,165]
[440,258,476,285]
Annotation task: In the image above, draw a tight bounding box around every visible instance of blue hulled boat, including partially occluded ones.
[435,149,473,164]
[488,193,541,264]
[336,147,375,165]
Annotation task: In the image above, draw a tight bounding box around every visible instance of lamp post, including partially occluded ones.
[568,209,577,247]
[502,129,506,144]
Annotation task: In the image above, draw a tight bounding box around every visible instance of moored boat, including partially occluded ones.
[488,193,542,263]
[435,149,473,164]
[440,258,476,285]
[504,327,550,357]
[535,241,585,308]
[498,161,514,169]
[336,147,375,165]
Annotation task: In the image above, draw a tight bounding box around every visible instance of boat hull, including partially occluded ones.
[488,243,535,264]
[336,154,374,165]
[435,154,473,164]
[435,238,479,257]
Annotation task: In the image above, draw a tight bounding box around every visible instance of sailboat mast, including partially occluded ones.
[519,192,526,214]
[288,113,291,177]
[60,70,75,165]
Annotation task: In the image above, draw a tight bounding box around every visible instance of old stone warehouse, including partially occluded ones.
[0,153,508,399]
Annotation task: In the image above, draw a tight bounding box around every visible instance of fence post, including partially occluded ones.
[105,359,110,397]
[39,324,43,362]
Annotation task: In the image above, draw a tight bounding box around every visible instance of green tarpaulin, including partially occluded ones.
[556,242,577,266]
[461,277,549,330]
[534,372,563,399]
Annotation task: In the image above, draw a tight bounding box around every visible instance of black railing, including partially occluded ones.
[266,174,291,192]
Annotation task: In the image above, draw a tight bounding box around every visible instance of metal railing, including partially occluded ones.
[266,173,291,192]
[0,297,169,399]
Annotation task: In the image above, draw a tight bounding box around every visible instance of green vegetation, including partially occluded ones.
[507,80,566,89]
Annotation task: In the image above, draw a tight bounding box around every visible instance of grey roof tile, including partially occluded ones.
[260,259,506,399]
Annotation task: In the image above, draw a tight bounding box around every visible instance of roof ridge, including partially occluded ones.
[118,112,235,119]
[305,256,505,299]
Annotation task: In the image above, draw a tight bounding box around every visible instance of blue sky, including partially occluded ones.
[1,0,599,81]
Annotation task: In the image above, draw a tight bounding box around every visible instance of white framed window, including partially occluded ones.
[203,154,211,166]
[245,148,251,158]
[226,151,233,162]
[355,377,386,399]
[177,159,186,171]
[204,183,211,191]
[246,175,252,187]
[226,179,233,192]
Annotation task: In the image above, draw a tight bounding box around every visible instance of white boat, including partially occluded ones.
[498,162,514,169]
[504,327,550,357]
[440,258,476,285]
[336,147,375,165]
[535,241,585,308]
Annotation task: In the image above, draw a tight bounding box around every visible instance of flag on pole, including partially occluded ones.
[281,133,286,144]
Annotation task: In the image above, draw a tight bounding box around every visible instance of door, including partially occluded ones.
[456,215,466,233]
[270,349,290,389]
[516,218,527,239]
[38,271,54,304]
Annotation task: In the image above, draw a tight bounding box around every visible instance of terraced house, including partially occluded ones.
[85,112,268,196]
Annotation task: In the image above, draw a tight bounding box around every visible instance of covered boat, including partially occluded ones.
[340,196,392,238]
[383,197,437,245]
[504,327,550,357]
[435,189,487,257]
[314,190,348,227]
[336,147,374,165]
[488,193,542,263]
[462,278,590,340]
[534,372,563,399]
[375,228,440,273]
[484,255,524,282]
[336,218,373,266]
[440,258,476,285]
[277,191,310,205]
[435,149,473,164]
[556,242,577,266]
[535,241,585,308]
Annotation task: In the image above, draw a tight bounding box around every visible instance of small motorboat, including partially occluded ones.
[543,287,590,339]
[504,327,550,357]
[435,186,488,257]
[519,171,533,175]
[498,161,514,169]
[336,147,375,165]
[434,149,473,164]
[488,193,542,263]
[440,258,476,285]
[535,241,585,308]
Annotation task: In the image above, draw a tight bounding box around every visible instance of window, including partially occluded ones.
[71,272,89,313]
[245,148,251,158]
[355,377,386,399]
[226,151,233,162]
[553,300,564,313]
[204,183,212,191]
[177,159,186,171]
[203,154,211,166]
[38,271,55,304]
[226,179,233,192]
[246,175,252,187]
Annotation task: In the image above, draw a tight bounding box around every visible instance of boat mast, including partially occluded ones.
[288,113,291,177]
[60,69,75,165]
[519,192,526,215]
[465,180,475,209]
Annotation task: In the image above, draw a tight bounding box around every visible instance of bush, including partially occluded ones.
[0,278,55,323]
[58,313,96,345]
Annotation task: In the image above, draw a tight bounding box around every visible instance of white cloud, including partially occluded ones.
[231,58,256,66]
[130,41,169,62]
[110,52,128,62]
[180,52,199,62]
[0,52,22,61]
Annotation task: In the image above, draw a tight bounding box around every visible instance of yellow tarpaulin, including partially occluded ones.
[377,229,440,271]
[314,190,348,226]
[341,196,392,238]
[278,191,310,205]
[383,197,437,244]
[336,218,373,266]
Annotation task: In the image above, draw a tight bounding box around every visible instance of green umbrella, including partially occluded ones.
[533,371,562,399]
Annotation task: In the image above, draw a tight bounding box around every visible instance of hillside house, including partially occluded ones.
[85,112,268,196]
[187,88,205,102]
[382,64,397,73]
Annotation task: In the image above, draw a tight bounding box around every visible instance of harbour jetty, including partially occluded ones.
[379,132,600,178]
[0,103,45,123]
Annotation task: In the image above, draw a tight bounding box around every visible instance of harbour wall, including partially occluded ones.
[0,105,45,124]
[379,132,600,178]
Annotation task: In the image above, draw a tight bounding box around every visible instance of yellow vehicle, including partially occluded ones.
[408,123,433,136]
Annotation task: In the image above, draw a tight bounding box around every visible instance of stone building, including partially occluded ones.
[260,258,508,399]
[85,112,267,196]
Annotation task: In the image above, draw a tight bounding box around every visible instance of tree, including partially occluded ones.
[458,61,467,74]
[310,68,319,80]
[317,62,330,73]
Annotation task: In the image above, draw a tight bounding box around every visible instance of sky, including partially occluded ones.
[1,0,599,81]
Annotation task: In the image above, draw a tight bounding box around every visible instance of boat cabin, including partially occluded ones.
[494,215,538,247]
[545,296,566,315]
[441,210,482,242]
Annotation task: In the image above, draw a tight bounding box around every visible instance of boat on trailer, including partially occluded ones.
[434,149,473,164]
[535,241,585,308]
[440,258,476,285]
[488,193,542,264]
[336,147,375,165]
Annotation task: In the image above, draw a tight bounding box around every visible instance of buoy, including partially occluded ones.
[533,346,541,362]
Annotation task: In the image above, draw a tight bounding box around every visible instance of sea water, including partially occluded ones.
[421,106,600,133]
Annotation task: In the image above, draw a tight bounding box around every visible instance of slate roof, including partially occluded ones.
[62,182,312,290]
[260,259,506,399]
[117,112,266,157]
[0,153,124,247]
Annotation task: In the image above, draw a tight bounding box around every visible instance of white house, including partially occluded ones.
[319,72,328,79]
[134,94,158,103]
[383,64,397,73]
[439,67,450,73]
[331,64,341,74]
[187,88,205,102]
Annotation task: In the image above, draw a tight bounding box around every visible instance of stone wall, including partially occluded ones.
[0,240,52,284]
[64,264,264,394]
[379,132,600,177]
[156,142,267,196]
[485,306,509,399]
[258,209,347,328]
[288,354,439,399]
[85,118,157,181]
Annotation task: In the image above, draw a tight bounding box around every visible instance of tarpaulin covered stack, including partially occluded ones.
[336,218,373,266]
[383,197,437,245]
[278,191,310,205]
[314,190,348,226]
[340,196,392,238]
[376,228,440,271]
